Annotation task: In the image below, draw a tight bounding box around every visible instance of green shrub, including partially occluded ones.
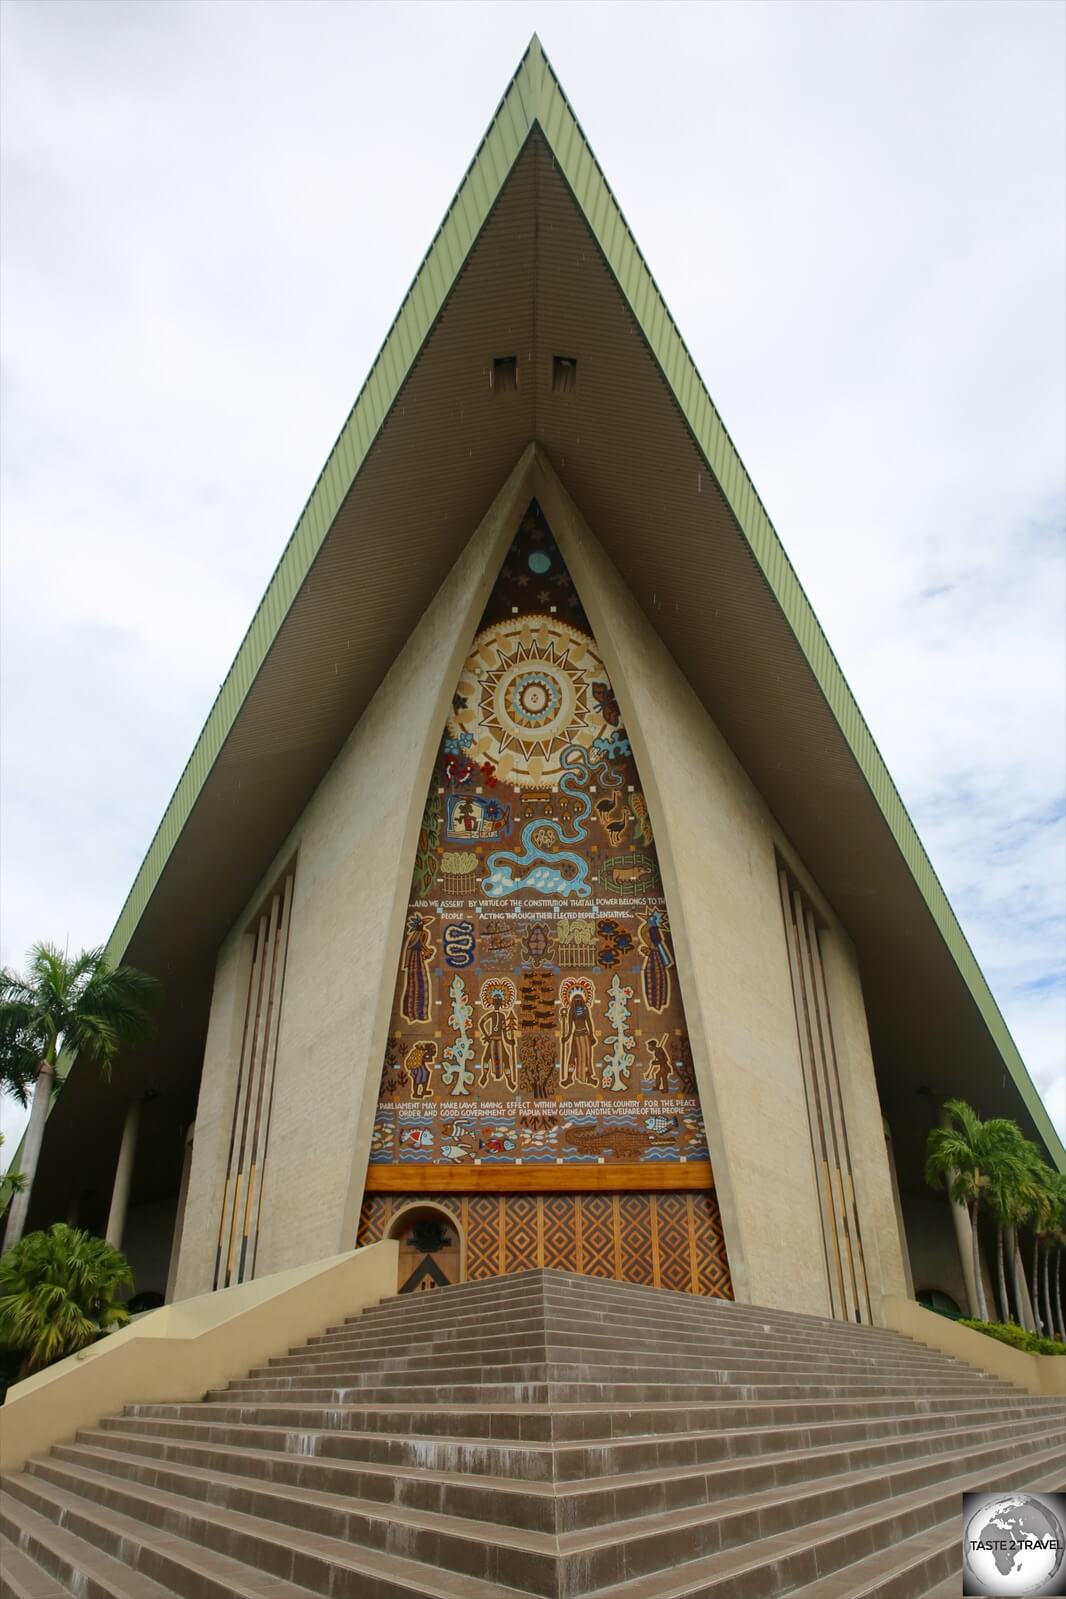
[959,1318,1066,1356]
[0,1223,133,1378]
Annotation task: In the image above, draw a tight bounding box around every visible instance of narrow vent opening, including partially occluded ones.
[552,355,577,394]
[492,356,518,392]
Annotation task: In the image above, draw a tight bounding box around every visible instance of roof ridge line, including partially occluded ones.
[93,37,1061,1164]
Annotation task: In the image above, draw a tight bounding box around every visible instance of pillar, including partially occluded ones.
[164,1123,195,1304]
[105,1099,141,1251]
[882,1120,915,1298]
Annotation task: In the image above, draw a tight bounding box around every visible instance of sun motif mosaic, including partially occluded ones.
[370,500,714,1175]
[451,619,605,787]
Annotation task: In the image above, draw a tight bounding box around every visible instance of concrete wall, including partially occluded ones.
[175,446,908,1320]
[818,929,910,1321]
[2,1241,397,1473]
[883,1294,1066,1398]
[173,452,536,1299]
[535,459,908,1320]
[172,924,253,1297]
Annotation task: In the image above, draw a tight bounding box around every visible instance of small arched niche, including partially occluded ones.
[387,1201,466,1294]
[916,1287,963,1319]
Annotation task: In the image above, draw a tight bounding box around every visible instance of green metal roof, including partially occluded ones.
[99,36,1061,1168]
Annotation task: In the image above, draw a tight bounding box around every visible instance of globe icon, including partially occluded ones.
[964,1494,1066,1595]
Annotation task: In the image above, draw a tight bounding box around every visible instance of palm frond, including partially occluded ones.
[0,945,162,1244]
[0,1223,134,1372]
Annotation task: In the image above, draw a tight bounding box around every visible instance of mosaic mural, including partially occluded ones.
[371,501,713,1175]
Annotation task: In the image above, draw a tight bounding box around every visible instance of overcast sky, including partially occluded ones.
[1,0,1063,1160]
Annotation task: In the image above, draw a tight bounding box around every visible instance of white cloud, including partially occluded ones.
[1,0,1062,1150]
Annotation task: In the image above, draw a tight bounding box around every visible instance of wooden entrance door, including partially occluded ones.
[396,1212,461,1293]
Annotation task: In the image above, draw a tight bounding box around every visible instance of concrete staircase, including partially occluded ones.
[1,1268,1063,1598]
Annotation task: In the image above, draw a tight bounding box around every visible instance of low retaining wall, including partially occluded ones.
[0,1240,398,1472]
[883,1294,1066,1399]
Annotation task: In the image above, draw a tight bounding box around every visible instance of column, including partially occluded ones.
[164,1123,195,1304]
[105,1099,141,1251]
[881,1119,915,1298]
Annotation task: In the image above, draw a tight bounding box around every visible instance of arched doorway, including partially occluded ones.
[387,1202,465,1294]
[917,1286,963,1319]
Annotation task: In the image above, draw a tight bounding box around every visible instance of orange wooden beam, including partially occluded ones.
[363,1162,714,1193]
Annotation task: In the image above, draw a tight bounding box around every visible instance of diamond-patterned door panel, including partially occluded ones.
[356,1189,732,1298]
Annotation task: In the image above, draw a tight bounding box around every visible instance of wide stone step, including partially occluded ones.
[274,1343,978,1394]
[205,1370,1021,1409]
[57,1411,1066,1536]
[667,1461,1066,1599]
[552,1448,1066,1598]
[337,1292,907,1338]
[258,1333,973,1380]
[109,1406,1066,1489]
[0,1530,70,1599]
[348,1281,900,1336]
[283,1311,951,1353]
[259,1326,969,1364]
[1,1471,527,1599]
[13,1456,561,1597]
[352,1268,893,1332]
[0,1485,321,1599]
[338,1320,979,1375]
[270,1343,963,1385]
[781,1516,958,1599]
[56,1437,557,1535]
[316,1320,916,1368]
[223,1349,990,1400]
[19,1422,1063,1595]
[92,1418,563,1482]
[93,1395,1064,1480]
[229,1321,1016,1385]
[315,1323,921,1368]
[3,1265,1062,1599]
[120,1388,1061,1444]
[348,1289,909,1344]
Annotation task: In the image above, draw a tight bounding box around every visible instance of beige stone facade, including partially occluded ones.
[173,455,908,1320]
[173,454,536,1300]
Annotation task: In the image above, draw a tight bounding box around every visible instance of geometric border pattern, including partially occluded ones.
[356,1188,733,1298]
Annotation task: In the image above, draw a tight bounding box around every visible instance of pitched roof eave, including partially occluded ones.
[90,37,1059,1169]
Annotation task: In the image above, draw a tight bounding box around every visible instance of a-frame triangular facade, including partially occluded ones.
[18,39,1059,1325]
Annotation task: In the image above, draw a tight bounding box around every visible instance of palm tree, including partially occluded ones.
[0,1132,27,1215]
[0,945,159,1248]
[1049,1170,1066,1342]
[0,1222,133,1376]
[985,1144,1032,1325]
[984,1128,1046,1329]
[1029,1164,1066,1340]
[924,1098,1025,1324]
